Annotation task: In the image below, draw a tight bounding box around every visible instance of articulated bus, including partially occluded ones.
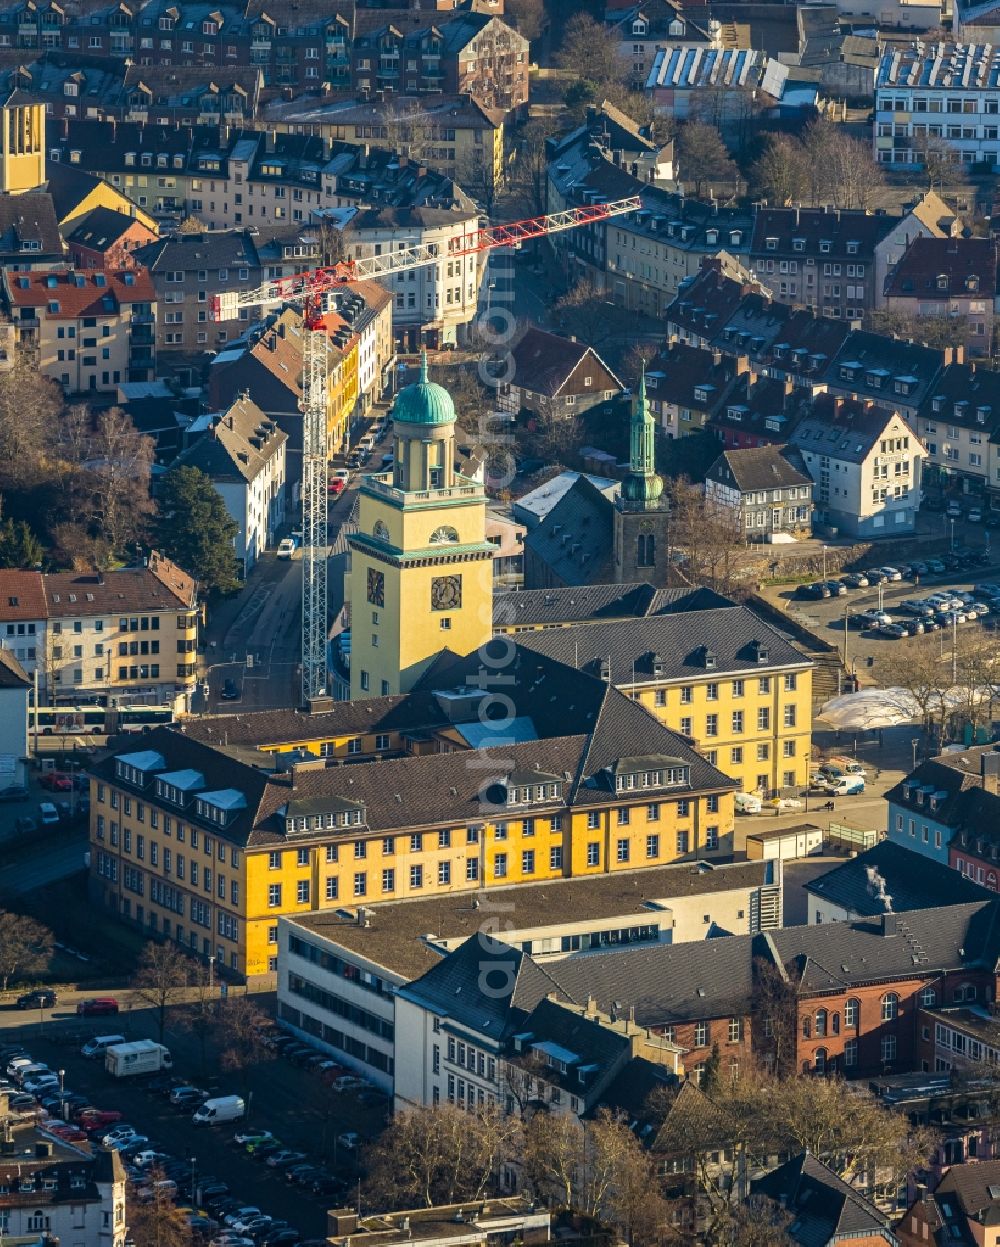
[29,705,175,735]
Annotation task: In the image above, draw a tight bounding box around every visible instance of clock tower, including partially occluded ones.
[347,353,494,700]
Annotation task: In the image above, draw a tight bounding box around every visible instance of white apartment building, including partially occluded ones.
[346,205,484,349]
[875,43,1000,169]
[174,397,287,576]
[789,400,927,537]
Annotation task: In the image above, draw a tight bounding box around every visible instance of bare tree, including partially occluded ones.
[750,956,801,1078]
[911,132,963,191]
[868,310,963,349]
[553,279,614,346]
[178,966,216,1078]
[131,941,191,1043]
[555,14,627,88]
[218,994,271,1097]
[0,910,53,990]
[751,135,811,206]
[666,477,756,595]
[365,1104,521,1209]
[0,356,61,486]
[126,1172,192,1247]
[523,1110,583,1206]
[716,1198,794,1246]
[677,122,739,198]
[585,1109,672,1245]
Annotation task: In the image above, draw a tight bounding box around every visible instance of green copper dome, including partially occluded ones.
[393,350,456,426]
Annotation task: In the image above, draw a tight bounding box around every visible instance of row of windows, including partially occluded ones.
[97,787,240,865]
[287,973,393,1041]
[287,934,393,998]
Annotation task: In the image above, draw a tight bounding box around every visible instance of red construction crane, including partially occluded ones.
[212,194,642,703]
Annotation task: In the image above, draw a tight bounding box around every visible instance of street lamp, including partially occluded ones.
[911,738,919,771]
[208,956,215,990]
[950,518,956,552]
[190,1157,197,1202]
[804,752,810,813]
[822,545,828,582]
[58,1069,66,1120]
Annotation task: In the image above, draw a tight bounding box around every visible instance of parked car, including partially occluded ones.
[327,479,345,497]
[0,784,29,802]
[864,569,888,585]
[879,623,907,639]
[821,580,847,596]
[276,538,296,559]
[266,1150,307,1169]
[926,559,946,573]
[858,610,892,629]
[16,990,57,1010]
[234,1129,273,1146]
[330,1075,366,1093]
[77,997,119,1017]
[766,797,804,811]
[220,679,241,702]
[38,801,60,825]
[842,573,869,588]
[879,566,903,581]
[39,771,72,792]
[796,582,830,600]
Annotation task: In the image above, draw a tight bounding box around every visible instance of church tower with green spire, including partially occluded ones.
[613,367,670,584]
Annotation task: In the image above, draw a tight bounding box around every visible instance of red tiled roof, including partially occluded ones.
[0,571,46,621]
[4,267,155,318]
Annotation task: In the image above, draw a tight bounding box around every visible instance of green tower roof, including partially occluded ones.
[393,350,456,427]
[622,366,663,504]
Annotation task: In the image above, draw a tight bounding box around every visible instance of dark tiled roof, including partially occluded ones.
[751,1153,893,1247]
[917,363,1000,438]
[934,1158,1000,1228]
[751,206,897,259]
[789,398,917,465]
[173,395,285,484]
[516,605,811,685]
[707,445,811,493]
[493,583,731,629]
[181,691,447,748]
[650,1080,737,1154]
[598,1055,676,1123]
[823,330,949,408]
[885,236,997,300]
[645,341,741,411]
[805,840,992,916]
[0,190,63,258]
[399,935,565,1040]
[511,327,620,398]
[65,205,148,251]
[883,750,993,828]
[135,229,260,273]
[516,996,631,1091]
[665,262,763,341]
[522,476,614,588]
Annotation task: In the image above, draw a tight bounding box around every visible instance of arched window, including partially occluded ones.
[373,520,389,542]
[831,1012,840,1036]
[814,1047,828,1074]
[637,532,655,567]
[881,992,899,1021]
[815,1009,827,1038]
[430,525,459,544]
[844,997,860,1028]
[802,1015,811,1039]
[919,986,936,1007]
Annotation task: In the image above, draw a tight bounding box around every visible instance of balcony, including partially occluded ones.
[131,312,155,325]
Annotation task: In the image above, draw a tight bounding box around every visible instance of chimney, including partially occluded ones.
[881,912,898,937]
[981,750,1000,795]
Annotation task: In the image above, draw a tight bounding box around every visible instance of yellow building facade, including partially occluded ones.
[89,722,734,980]
[346,353,493,699]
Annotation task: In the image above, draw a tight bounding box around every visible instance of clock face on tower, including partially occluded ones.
[367,567,385,607]
[431,574,462,611]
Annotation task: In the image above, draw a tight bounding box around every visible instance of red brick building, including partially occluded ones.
[65,206,158,271]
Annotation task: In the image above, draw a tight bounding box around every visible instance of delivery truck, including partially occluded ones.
[105,1040,172,1078]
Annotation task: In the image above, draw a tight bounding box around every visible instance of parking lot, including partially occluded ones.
[777,550,1000,670]
[0,1006,391,1241]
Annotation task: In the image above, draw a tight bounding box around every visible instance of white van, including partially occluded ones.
[192,1095,245,1125]
[824,776,865,797]
[81,1034,126,1059]
[735,792,763,814]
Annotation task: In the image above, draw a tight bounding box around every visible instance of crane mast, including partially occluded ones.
[212,195,641,705]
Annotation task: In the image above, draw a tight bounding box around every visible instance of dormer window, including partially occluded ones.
[937,274,949,291]
[765,237,778,251]
[820,240,831,253]
[932,395,944,412]
[729,230,742,246]
[631,17,647,34]
[693,386,709,402]
[967,275,980,292]
[977,405,990,424]
[846,241,859,255]
[751,640,769,664]
[706,228,718,245]
[792,237,805,251]
[702,646,717,669]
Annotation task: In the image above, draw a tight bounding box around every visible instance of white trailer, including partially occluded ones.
[105,1040,172,1078]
